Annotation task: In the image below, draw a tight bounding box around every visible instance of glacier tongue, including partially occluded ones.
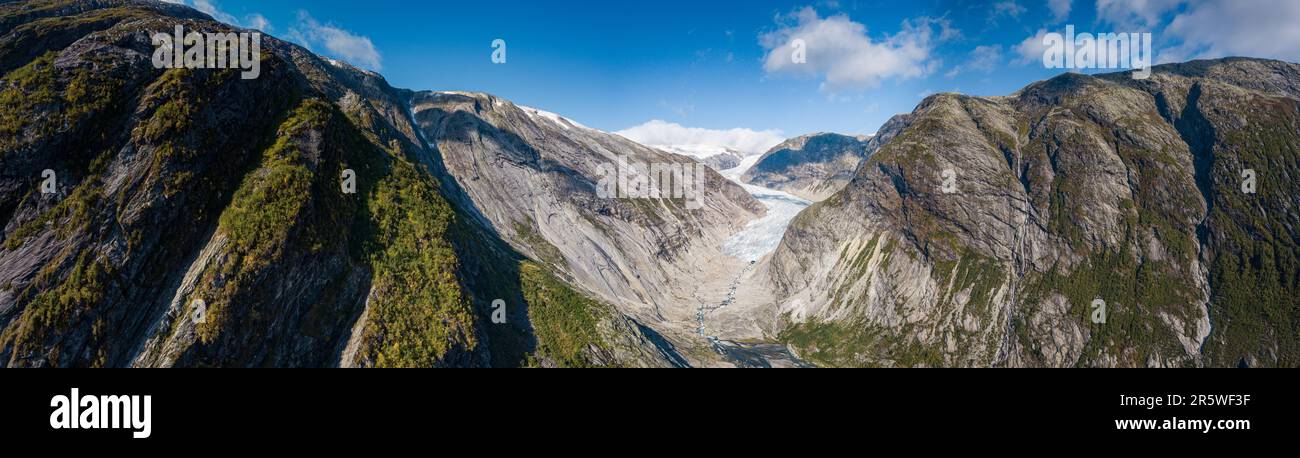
[719,166,811,262]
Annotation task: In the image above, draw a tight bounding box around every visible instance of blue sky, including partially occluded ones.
[170,0,1300,153]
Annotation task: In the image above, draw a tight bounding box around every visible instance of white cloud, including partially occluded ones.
[163,2,381,71]
[1094,0,1186,29]
[192,0,236,25]
[1012,29,1051,65]
[1160,0,1300,63]
[244,13,272,32]
[288,11,383,71]
[760,7,956,91]
[1014,1,1300,68]
[615,120,785,156]
[1091,0,1300,64]
[161,0,270,31]
[990,1,1027,22]
[1047,0,1072,22]
[946,45,1003,77]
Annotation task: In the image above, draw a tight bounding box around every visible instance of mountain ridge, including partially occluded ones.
[764,56,1300,367]
[0,0,686,367]
[741,118,912,202]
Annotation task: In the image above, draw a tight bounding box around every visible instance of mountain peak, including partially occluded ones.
[741,131,880,202]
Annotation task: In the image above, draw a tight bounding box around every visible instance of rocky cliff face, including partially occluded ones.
[0,0,681,367]
[411,91,764,357]
[700,150,743,171]
[742,123,908,201]
[768,58,1300,368]
[742,133,868,201]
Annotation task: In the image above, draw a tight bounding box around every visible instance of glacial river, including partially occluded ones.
[694,166,814,367]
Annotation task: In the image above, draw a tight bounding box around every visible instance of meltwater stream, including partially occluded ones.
[695,165,814,367]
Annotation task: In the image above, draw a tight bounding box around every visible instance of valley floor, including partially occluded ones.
[655,166,814,367]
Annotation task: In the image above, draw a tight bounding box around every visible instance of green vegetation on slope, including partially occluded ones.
[2,172,104,250]
[0,51,57,152]
[360,155,478,367]
[183,96,482,367]
[780,317,944,368]
[191,100,320,343]
[1019,250,1198,366]
[0,250,114,366]
[786,230,1006,367]
[513,219,566,268]
[0,49,124,154]
[518,261,615,368]
[1201,99,1300,367]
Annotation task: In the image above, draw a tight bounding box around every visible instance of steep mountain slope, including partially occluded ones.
[741,122,908,201]
[742,133,868,201]
[0,0,679,367]
[766,58,1300,367]
[411,91,765,362]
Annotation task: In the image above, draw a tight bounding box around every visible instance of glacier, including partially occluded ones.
[718,162,811,262]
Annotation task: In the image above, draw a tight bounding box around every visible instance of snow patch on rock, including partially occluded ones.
[519,105,588,130]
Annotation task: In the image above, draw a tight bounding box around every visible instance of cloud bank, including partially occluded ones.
[1159,0,1300,63]
[287,12,383,71]
[759,7,955,91]
[615,120,785,156]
